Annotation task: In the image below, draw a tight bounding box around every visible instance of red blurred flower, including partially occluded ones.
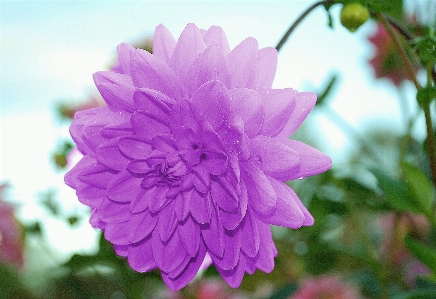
[0,183,24,269]
[368,23,418,86]
[290,275,361,299]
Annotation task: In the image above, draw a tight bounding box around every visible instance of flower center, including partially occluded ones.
[157,161,181,187]
[140,160,181,189]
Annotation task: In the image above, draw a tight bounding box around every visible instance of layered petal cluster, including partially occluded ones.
[65,23,331,291]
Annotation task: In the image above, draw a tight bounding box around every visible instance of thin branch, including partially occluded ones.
[276,0,333,52]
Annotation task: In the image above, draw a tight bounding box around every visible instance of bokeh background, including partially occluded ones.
[1,1,435,298]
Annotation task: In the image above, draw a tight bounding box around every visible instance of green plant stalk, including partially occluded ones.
[378,13,436,189]
[424,61,436,190]
[276,0,333,52]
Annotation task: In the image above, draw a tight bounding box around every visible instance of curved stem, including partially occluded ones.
[276,0,333,52]
[424,60,436,188]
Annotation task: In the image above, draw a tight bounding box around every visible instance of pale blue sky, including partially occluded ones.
[0,0,419,259]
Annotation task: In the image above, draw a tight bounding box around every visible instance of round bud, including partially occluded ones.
[340,3,370,32]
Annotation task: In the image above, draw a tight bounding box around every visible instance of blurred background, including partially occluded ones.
[1,0,436,298]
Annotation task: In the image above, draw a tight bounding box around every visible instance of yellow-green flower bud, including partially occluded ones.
[340,3,370,32]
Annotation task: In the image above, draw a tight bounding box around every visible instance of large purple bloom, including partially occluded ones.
[65,23,331,291]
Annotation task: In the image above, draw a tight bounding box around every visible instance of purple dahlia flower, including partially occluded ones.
[65,23,331,291]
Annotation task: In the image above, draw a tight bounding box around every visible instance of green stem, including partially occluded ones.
[424,59,436,189]
[377,13,420,89]
[276,0,333,52]
[378,13,436,188]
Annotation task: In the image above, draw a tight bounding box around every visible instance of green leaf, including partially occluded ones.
[323,2,334,28]
[402,162,434,215]
[414,31,436,65]
[316,73,338,106]
[371,0,403,19]
[371,168,421,213]
[417,86,436,107]
[405,235,436,274]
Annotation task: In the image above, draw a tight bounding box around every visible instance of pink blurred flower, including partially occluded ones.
[290,275,361,299]
[0,183,24,269]
[368,23,418,86]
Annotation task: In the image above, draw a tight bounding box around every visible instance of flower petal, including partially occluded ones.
[240,208,260,257]
[249,219,276,273]
[128,209,158,243]
[227,37,258,89]
[93,71,136,111]
[107,170,143,202]
[202,26,231,55]
[210,228,240,271]
[131,48,182,100]
[105,221,130,245]
[210,177,238,212]
[118,136,153,160]
[250,135,300,180]
[158,200,178,242]
[281,139,332,179]
[228,88,264,138]
[262,177,305,228]
[78,163,117,189]
[170,99,199,134]
[131,110,171,139]
[242,159,277,214]
[259,88,296,137]
[99,197,131,223]
[275,91,317,138]
[191,80,230,131]
[175,193,190,222]
[189,189,212,224]
[216,252,246,288]
[185,44,231,97]
[95,138,132,171]
[161,241,206,291]
[69,107,110,154]
[115,43,135,76]
[130,188,153,214]
[200,204,224,258]
[133,88,174,115]
[128,235,157,272]
[153,24,176,65]
[152,229,187,273]
[257,47,277,89]
[201,150,228,176]
[178,215,201,257]
[170,23,206,82]
[149,186,171,213]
